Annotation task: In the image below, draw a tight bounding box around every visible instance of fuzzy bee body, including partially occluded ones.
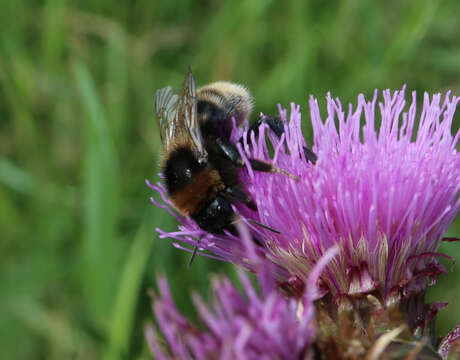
[163,144,239,233]
[197,81,253,136]
[155,68,312,236]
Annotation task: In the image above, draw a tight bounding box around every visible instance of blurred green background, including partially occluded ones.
[1,0,459,359]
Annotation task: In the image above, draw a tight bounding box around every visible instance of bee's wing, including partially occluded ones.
[155,85,179,150]
[155,69,207,159]
[176,69,207,157]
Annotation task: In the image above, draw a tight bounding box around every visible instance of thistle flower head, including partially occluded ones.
[146,229,338,360]
[146,273,315,360]
[149,87,460,306]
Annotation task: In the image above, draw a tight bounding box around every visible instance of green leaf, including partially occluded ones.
[73,59,120,331]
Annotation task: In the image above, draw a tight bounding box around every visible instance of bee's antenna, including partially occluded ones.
[246,218,281,234]
[187,236,202,267]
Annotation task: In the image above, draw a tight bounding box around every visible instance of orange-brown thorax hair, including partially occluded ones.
[170,168,225,216]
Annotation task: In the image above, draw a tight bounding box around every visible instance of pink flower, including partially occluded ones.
[149,87,460,305]
[145,226,338,360]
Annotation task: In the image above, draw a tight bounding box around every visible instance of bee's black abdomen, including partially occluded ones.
[191,195,235,234]
[163,147,204,195]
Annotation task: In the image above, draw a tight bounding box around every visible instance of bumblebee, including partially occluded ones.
[154,68,316,237]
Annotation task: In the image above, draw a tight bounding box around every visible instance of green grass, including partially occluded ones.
[0,0,459,359]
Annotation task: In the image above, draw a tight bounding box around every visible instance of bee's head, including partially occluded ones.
[197,82,254,140]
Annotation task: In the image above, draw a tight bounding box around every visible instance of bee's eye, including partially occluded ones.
[197,156,207,166]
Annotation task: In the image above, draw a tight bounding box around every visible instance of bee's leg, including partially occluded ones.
[247,114,283,138]
[224,185,257,210]
[245,115,318,164]
[302,146,318,164]
[248,158,299,181]
[215,138,245,166]
[187,235,203,268]
[216,138,298,181]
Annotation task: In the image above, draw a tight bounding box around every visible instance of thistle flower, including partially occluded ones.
[439,324,460,359]
[149,87,460,305]
[145,227,338,360]
[148,87,460,357]
[146,273,316,360]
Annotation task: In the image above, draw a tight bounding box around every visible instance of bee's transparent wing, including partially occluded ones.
[154,69,207,158]
[175,68,207,157]
[155,86,178,150]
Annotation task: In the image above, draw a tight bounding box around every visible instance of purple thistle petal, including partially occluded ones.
[145,323,170,360]
[443,237,460,242]
[439,324,460,359]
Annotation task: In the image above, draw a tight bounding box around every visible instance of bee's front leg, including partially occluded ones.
[224,185,257,211]
[215,138,298,181]
[245,114,318,164]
